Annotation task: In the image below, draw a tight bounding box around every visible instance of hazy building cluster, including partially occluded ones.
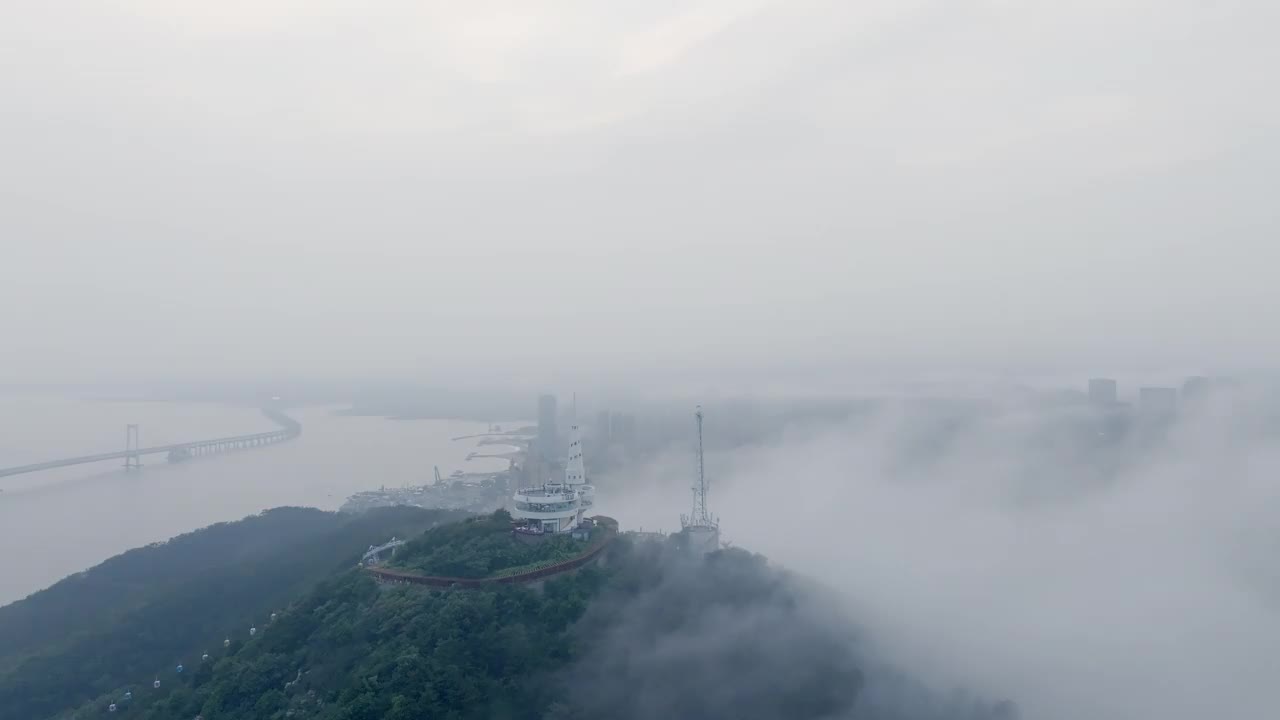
[1088,374,1228,418]
[526,392,640,485]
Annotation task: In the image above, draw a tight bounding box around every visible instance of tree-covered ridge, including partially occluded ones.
[71,559,609,720]
[389,509,592,579]
[12,507,1019,720]
[0,507,337,668]
[0,505,468,720]
[61,537,1016,720]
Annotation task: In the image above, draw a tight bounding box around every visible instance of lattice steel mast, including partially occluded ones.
[682,406,716,529]
[693,406,710,525]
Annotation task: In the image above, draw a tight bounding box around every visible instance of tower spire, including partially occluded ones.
[682,406,715,530]
[679,405,719,554]
[693,406,708,525]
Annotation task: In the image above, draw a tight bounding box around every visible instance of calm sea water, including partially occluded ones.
[0,395,523,605]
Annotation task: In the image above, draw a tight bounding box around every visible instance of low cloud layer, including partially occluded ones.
[603,388,1280,719]
[561,541,1017,719]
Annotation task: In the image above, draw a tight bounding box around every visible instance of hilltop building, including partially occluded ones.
[511,421,595,536]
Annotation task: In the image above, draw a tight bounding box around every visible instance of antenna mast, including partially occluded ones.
[683,406,715,528]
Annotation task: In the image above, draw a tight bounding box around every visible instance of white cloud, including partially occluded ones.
[604,393,1280,718]
[1,0,1278,381]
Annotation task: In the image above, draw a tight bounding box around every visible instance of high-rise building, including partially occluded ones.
[594,410,611,443]
[537,394,558,460]
[611,413,636,446]
[1182,376,1211,402]
[1139,387,1177,418]
[1088,378,1118,406]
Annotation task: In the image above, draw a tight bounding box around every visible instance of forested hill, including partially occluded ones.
[7,508,1019,720]
[0,505,468,719]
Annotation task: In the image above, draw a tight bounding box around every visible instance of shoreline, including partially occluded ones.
[0,404,530,606]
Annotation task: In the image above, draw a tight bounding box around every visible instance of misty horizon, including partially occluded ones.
[3,1,1279,385]
[2,2,1279,719]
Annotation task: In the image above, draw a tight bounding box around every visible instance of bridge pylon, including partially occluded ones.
[124,424,143,470]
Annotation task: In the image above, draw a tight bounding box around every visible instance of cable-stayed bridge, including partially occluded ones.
[0,408,301,479]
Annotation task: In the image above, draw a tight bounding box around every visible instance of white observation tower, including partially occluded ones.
[512,419,594,535]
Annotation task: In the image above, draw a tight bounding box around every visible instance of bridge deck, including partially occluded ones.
[0,411,300,479]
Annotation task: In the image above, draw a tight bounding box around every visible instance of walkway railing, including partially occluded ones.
[365,519,617,589]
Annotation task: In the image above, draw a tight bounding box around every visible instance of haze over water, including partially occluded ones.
[0,395,515,605]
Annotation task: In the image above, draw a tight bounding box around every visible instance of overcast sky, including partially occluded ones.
[2,0,1277,386]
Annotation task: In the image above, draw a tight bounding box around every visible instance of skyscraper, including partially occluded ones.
[594,410,611,443]
[1139,387,1177,418]
[1182,376,1211,402]
[537,394,558,460]
[610,413,636,446]
[1088,378,1118,406]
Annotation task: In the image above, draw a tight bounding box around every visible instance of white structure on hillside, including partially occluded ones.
[511,422,594,535]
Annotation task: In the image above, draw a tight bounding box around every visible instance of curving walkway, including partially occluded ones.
[365,518,618,588]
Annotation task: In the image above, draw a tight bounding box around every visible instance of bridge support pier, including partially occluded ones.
[124,424,143,470]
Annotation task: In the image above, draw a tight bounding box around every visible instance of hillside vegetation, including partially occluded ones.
[74,552,609,720]
[0,505,468,719]
[7,507,1018,720]
[57,534,1019,720]
[389,509,593,578]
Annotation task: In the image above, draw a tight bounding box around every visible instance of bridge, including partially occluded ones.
[0,408,302,479]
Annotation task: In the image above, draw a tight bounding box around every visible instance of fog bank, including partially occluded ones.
[604,391,1280,719]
